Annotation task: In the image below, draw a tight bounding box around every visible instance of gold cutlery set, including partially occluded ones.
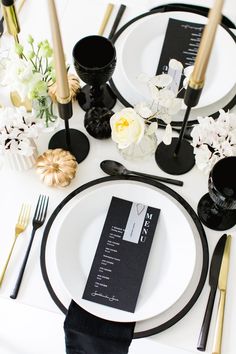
[0,195,49,298]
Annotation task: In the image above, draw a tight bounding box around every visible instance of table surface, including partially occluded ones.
[0,1,235,353]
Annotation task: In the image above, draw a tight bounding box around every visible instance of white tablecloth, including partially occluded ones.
[0,1,235,353]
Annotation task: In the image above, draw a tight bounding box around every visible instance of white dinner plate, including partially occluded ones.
[112,11,236,115]
[54,181,196,323]
[41,177,208,335]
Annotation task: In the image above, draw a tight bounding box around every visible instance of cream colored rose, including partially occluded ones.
[110,108,145,149]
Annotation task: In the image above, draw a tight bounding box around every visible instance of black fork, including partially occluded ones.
[10,195,49,299]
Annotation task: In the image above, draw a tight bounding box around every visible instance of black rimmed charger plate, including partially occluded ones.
[40,176,209,338]
[109,7,236,127]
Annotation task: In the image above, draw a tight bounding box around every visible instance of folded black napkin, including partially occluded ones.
[64,300,135,354]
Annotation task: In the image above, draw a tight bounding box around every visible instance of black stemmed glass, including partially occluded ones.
[72,35,117,139]
[197,156,236,231]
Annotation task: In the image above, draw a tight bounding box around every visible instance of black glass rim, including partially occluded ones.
[40,175,209,338]
[73,35,116,71]
[109,7,236,127]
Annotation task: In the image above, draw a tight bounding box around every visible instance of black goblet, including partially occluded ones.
[197,156,236,231]
[72,35,117,139]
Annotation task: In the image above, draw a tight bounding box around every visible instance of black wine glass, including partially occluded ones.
[72,35,117,139]
[197,156,236,231]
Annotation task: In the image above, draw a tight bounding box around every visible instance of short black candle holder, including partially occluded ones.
[48,102,90,164]
[155,106,195,175]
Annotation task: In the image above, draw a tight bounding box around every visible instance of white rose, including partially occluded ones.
[110,108,145,149]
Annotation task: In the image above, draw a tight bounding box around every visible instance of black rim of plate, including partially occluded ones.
[109,7,236,127]
[40,176,209,338]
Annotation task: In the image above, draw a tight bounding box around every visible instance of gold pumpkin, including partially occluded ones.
[48,74,80,103]
[36,148,77,187]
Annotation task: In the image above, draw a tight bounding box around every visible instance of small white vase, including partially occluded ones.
[119,132,157,161]
[4,143,38,171]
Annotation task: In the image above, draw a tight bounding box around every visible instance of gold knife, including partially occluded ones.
[212,235,232,354]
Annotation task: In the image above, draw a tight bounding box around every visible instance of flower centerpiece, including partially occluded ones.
[191,110,236,173]
[110,59,191,159]
[0,36,57,128]
[0,106,41,170]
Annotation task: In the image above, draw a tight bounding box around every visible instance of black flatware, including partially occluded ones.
[197,234,227,351]
[100,160,183,186]
[10,195,49,299]
[108,4,126,40]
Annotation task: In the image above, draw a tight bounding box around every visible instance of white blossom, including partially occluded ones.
[110,59,193,149]
[0,107,41,155]
[191,110,236,172]
[134,102,153,119]
[162,124,172,145]
[149,74,173,88]
[169,59,183,71]
[183,65,194,88]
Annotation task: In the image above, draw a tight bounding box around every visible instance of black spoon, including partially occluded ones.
[100,160,183,186]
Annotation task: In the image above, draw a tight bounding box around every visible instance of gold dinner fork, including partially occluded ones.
[0,203,31,286]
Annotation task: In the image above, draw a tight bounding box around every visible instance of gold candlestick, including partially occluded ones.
[47,0,90,163]
[48,0,70,104]
[189,0,224,91]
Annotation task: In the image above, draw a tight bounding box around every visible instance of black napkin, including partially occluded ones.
[64,300,135,354]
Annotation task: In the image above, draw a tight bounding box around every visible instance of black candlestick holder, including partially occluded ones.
[155,85,202,175]
[48,101,90,163]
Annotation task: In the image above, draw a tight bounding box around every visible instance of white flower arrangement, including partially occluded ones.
[110,59,192,150]
[0,36,57,127]
[191,110,236,173]
[0,106,41,156]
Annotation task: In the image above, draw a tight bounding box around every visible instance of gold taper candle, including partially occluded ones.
[47,0,70,103]
[189,0,224,90]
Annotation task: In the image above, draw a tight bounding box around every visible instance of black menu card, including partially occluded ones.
[83,197,160,313]
[156,18,204,96]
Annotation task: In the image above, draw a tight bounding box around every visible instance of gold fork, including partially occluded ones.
[0,203,30,287]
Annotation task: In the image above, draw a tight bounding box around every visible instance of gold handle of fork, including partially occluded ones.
[0,203,30,287]
[0,237,17,286]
